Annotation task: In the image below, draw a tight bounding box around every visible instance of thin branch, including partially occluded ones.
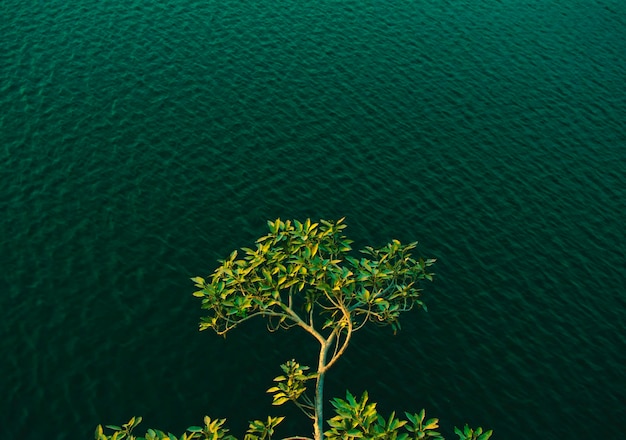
[321,286,343,310]
[323,303,353,372]
[301,393,314,408]
[353,314,370,332]
[330,331,341,361]
[212,310,290,336]
[292,399,315,419]
[280,303,326,346]
[308,302,314,328]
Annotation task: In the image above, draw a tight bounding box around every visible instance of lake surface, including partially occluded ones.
[1,0,625,438]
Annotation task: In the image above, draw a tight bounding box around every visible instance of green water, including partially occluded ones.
[1,0,625,438]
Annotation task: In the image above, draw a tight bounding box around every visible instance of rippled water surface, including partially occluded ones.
[1,0,625,438]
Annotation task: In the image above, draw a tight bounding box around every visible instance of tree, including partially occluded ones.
[96,218,492,440]
[193,217,434,440]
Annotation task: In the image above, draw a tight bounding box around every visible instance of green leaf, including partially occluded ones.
[477,430,493,440]
[190,276,205,285]
[272,396,289,405]
[424,418,439,430]
[311,242,319,257]
[405,412,417,425]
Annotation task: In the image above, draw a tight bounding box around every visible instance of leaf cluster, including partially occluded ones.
[325,391,411,440]
[325,391,491,440]
[95,415,284,440]
[267,359,316,418]
[192,218,435,338]
[94,397,492,440]
[453,425,493,440]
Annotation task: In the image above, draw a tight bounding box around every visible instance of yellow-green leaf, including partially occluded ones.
[272,396,289,405]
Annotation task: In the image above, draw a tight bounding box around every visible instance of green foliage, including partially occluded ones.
[191,218,436,440]
[96,219,492,440]
[192,218,435,337]
[325,391,491,440]
[325,391,441,440]
[244,416,285,440]
[404,409,443,440]
[95,416,143,440]
[95,415,266,440]
[95,403,492,440]
[453,425,493,440]
[267,359,316,417]
[326,391,393,439]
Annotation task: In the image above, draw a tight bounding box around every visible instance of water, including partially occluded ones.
[1,0,625,438]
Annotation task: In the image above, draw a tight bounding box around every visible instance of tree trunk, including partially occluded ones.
[313,370,325,440]
[313,340,329,440]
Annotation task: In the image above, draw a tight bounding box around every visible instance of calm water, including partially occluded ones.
[1,0,625,438]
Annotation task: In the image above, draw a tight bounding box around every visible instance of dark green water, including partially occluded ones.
[1,0,625,438]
